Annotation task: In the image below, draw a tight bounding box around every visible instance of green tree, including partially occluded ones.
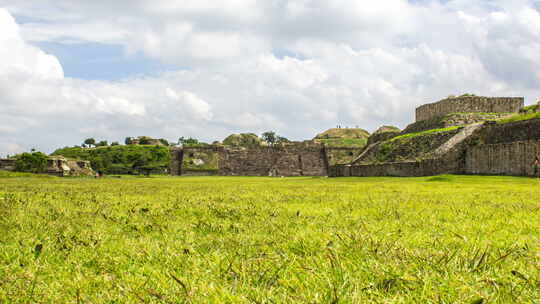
[159,138,169,146]
[139,137,151,145]
[277,136,290,144]
[178,137,199,146]
[96,140,108,147]
[261,131,277,146]
[14,152,49,173]
[84,138,96,147]
[125,137,133,145]
[110,141,120,146]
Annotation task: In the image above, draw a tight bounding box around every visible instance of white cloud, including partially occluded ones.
[1,1,540,155]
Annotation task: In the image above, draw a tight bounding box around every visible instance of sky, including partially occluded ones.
[1,0,540,156]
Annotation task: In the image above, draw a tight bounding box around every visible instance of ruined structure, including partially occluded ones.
[169,142,360,177]
[170,95,540,178]
[415,96,523,122]
[0,156,94,177]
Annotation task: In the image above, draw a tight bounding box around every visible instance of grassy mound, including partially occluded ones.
[314,128,370,147]
[315,128,370,140]
[222,133,262,148]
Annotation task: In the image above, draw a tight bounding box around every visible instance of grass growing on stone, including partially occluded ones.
[391,126,462,141]
[1,175,539,303]
[317,138,368,147]
[497,112,540,124]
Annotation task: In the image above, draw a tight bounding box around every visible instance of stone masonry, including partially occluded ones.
[415,96,523,122]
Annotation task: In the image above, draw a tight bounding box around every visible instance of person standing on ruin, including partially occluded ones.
[532,157,540,177]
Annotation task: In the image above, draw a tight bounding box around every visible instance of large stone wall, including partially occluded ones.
[170,143,344,176]
[472,119,540,145]
[330,150,463,177]
[415,96,523,122]
[465,140,540,176]
[403,112,510,134]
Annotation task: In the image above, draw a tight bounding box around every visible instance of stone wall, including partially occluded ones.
[403,112,509,134]
[465,140,540,176]
[472,119,540,145]
[171,143,330,176]
[325,147,363,166]
[330,149,463,177]
[415,96,523,122]
[0,158,16,171]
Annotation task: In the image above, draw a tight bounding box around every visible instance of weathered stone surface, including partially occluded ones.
[367,126,401,145]
[415,96,523,122]
[465,140,540,176]
[472,118,540,145]
[170,143,360,176]
[403,112,510,134]
[355,128,461,164]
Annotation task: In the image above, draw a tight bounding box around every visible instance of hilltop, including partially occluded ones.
[313,128,370,147]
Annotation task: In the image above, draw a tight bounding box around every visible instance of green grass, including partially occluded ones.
[1,175,539,303]
[0,170,56,179]
[317,138,368,147]
[391,126,462,141]
[497,112,540,124]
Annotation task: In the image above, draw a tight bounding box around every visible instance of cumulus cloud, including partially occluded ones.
[1,1,540,156]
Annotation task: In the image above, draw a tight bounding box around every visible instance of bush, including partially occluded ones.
[14,152,49,173]
[51,145,170,175]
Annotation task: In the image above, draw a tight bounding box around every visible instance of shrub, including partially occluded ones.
[14,152,49,173]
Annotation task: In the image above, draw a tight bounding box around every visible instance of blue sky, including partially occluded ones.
[1,0,540,156]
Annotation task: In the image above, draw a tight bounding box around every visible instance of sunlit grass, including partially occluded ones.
[1,175,539,303]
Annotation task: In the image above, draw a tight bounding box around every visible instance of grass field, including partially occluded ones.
[1,175,539,303]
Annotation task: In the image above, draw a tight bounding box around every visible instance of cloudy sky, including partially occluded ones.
[1,0,540,156]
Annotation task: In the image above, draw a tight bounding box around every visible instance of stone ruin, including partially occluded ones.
[170,95,540,178]
[0,156,94,177]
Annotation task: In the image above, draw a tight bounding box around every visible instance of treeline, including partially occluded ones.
[52,145,170,175]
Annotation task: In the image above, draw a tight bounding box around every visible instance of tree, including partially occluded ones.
[84,138,96,147]
[159,138,169,146]
[14,152,48,173]
[110,141,120,146]
[96,140,108,147]
[125,137,133,145]
[261,131,277,146]
[276,136,290,144]
[178,137,199,146]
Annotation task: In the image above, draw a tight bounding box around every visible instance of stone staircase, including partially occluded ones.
[349,142,381,165]
[433,123,483,157]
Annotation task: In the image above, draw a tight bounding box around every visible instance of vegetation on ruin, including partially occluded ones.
[182,150,219,172]
[498,103,540,124]
[51,145,170,175]
[317,137,368,147]
[497,112,540,124]
[12,152,49,173]
[390,126,462,142]
[314,128,370,140]
[0,175,539,303]
[223,133,263,148]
